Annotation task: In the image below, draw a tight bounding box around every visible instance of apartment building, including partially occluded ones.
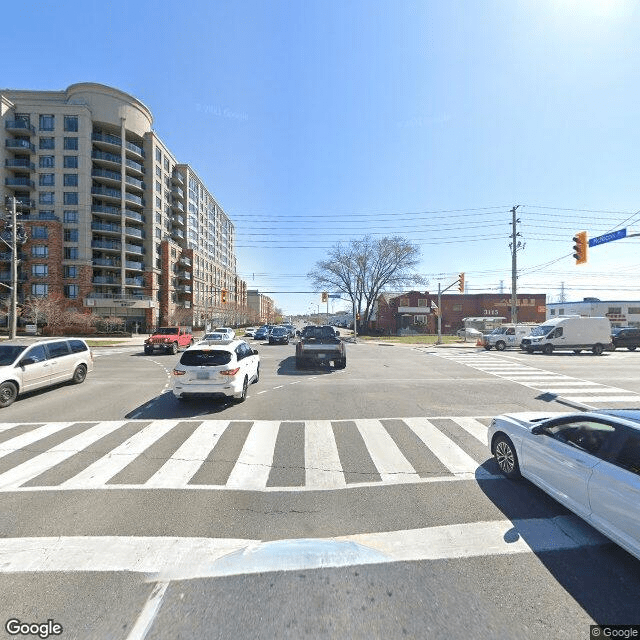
[247,289,276,324]
[0,82,245,331]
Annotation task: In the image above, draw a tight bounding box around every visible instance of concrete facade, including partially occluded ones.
[1,83,245,331]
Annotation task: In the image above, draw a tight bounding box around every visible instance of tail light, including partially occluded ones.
[173,369,186,376]
[220,367,240,376]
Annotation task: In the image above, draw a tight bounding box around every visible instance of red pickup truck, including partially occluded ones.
[144,327,193,355]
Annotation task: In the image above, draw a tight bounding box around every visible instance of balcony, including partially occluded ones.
[178,256,191,266]
[178,285,192,294]
[92,168,121,186]
[172,214,185,226]
[5,120,35,135]
[92,239,121,251]
[92,132,122,150]
[125,260,144,271]
[125,277,144,287]
[178,271,191,280]
[6,139,36,153]
[125,139,145,158]
[93,258,119,268]
[124,191,144,206]
[92,204,120,218]
[124,210,144,223]
[125,158,144,176]
[93,276,120,285]
[92,222,121,235]
[171,200,184,213]
[124,226,144,239]
[5,177,35,190]
[124,243,144,255]
[92,150,121,168]
[171,228,185,240]
[125,175,144,192]
[15,198,36,210]
[172,186,184,199]
[5,159,35,172]
[172,172,184,186]
[92,185,121,202]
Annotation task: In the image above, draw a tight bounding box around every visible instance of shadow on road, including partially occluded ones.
[124,390,236,419]
[475,461,640,625]
[277,356,336,377]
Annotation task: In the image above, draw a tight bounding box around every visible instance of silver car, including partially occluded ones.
[488,410,640,561]
[0,338,94,408]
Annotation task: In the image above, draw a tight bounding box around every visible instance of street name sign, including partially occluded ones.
[589,228,626,247]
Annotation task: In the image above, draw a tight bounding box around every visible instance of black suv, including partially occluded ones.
[611,327,640,351]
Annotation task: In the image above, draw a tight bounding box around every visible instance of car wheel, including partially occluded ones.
[144,347,153,355]
[71,364,87,384]
[496,341,506,351]
[334,358,346,369]
[484,345,492,350]
[628,346,636,351]
[170,342,178,355]
[542,344,553,355]
[0,381,18,408]
[592,343,604,356]
[526,347,534,354]
[253,363,260,383]
[234,376,249,403]
[573,349,582,354]
[493,435,521,479]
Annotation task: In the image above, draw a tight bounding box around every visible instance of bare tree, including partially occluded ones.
[23,293,72,335]
[308,236,425,328]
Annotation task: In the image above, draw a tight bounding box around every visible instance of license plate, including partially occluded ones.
[196,371,210,380]
[316,353,326,358]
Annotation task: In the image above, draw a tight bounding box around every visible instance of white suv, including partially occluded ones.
[0,337,94,408]
[171,339,259,403]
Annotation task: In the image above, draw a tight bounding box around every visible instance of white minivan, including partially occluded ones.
[0,337,94,407]
[520,316,612,355]
[483,324,536,351]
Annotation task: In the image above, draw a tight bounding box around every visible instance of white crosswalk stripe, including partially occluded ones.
[434,351,640,405]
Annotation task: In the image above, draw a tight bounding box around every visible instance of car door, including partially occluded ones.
[236,342,256,381]
[44,340,73,384]
[521,418,602,518]
[17,344,51,392]
[588,425,640,557]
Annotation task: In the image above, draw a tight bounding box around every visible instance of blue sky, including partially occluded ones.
[5,0,640,314]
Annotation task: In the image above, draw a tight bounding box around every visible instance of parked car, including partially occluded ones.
[456,328,483,339]
[243,327,258,338]
[282,324,296,338]
[198,332,230,344]
[488,409,640,561]
[483,324,535,351]
[144,327,194,355]
[0,338,94,408]
[520,316,611,355]
[171,339,259,403]
[269,326,290,345]
[611,327,640,351]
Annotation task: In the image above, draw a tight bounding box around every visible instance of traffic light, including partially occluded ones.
[321,291,328,303]
[572,231,588,265]
[458,272,465,293]
[221,289,227,303]
[355,313,360,321]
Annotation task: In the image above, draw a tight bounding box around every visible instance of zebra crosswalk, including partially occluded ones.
[0,415,521,493]
[434,351,640,405]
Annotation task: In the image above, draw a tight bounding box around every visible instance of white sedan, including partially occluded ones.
[488,410,640,561]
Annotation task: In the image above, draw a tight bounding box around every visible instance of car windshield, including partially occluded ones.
[155,328,179,335]
[180,350,232,367]
[202,333,226,340]
[0,345,28,366]
[272,328,287,335]
[530,325,554,336]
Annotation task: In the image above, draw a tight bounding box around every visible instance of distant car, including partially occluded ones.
[198,332,229,344]
[244,327,258,338]
[488,409,640,562]
[611,327,640,351]
[254,326,270,340]
[0,338,93,408]
[269,327,290,345]
[456,328,483,339]
[214,327,236,340]
[282,324,296,338]
[172,339,259,403]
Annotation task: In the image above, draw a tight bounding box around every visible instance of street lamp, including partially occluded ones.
[1,197,27,339]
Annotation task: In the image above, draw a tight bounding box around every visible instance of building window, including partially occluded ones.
[155,181,161,192]
[63,155,78,168]
[155,228,161,238]
[63,137,78,150]
[39,173,55,186]
[156,196,161,208]
[38,210,55,219]
[64,229,79,242]
[39,192,54,205]
[156,213,162,224]
[550,309,556,316]
[156,149,162,162]
[39,137,55,150]
[629,307,640,315]
[63,116,78,132]
[64,266,78,278]
[608,307,622,315]
[64,174,78,187]
[418,299,428,307]
[32,246,49,258]
[31,284,49,297]
[414,315,427,325]
[64,285,79,299]
[64,247,79,259]
[39,155,55,168]
[156,166,162,177]
[399,297,409,307]
[31,226,48,239]
[39,114,55,131]
[63,210,78,223]
[452,304,462,312]
[63,192,78,205]
[32,264,48,277]
[164,158,170,171]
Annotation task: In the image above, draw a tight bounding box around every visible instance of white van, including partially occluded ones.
[520,316,611,355]
[483,324,535,351]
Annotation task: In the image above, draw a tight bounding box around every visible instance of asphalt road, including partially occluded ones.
[0,340,639,639]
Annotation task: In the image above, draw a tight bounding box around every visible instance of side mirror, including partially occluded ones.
[531,425,545,435]
[253,349,259,355]
[335,330,340,336]
[19,357,36,367]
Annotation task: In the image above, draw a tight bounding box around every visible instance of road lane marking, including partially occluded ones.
[126,581,169,640]
[0,516,609,577]
[305,420,347,490]
[62,421,179,489]
[450,417,489,445]
[144,421,230,488]
[0,422,77,461]
[225,421,281,490]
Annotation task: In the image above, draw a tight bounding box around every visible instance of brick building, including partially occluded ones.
[374,291,547,335]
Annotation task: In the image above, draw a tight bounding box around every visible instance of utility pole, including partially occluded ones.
[9,197,17,340]
[510,205,523,326]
